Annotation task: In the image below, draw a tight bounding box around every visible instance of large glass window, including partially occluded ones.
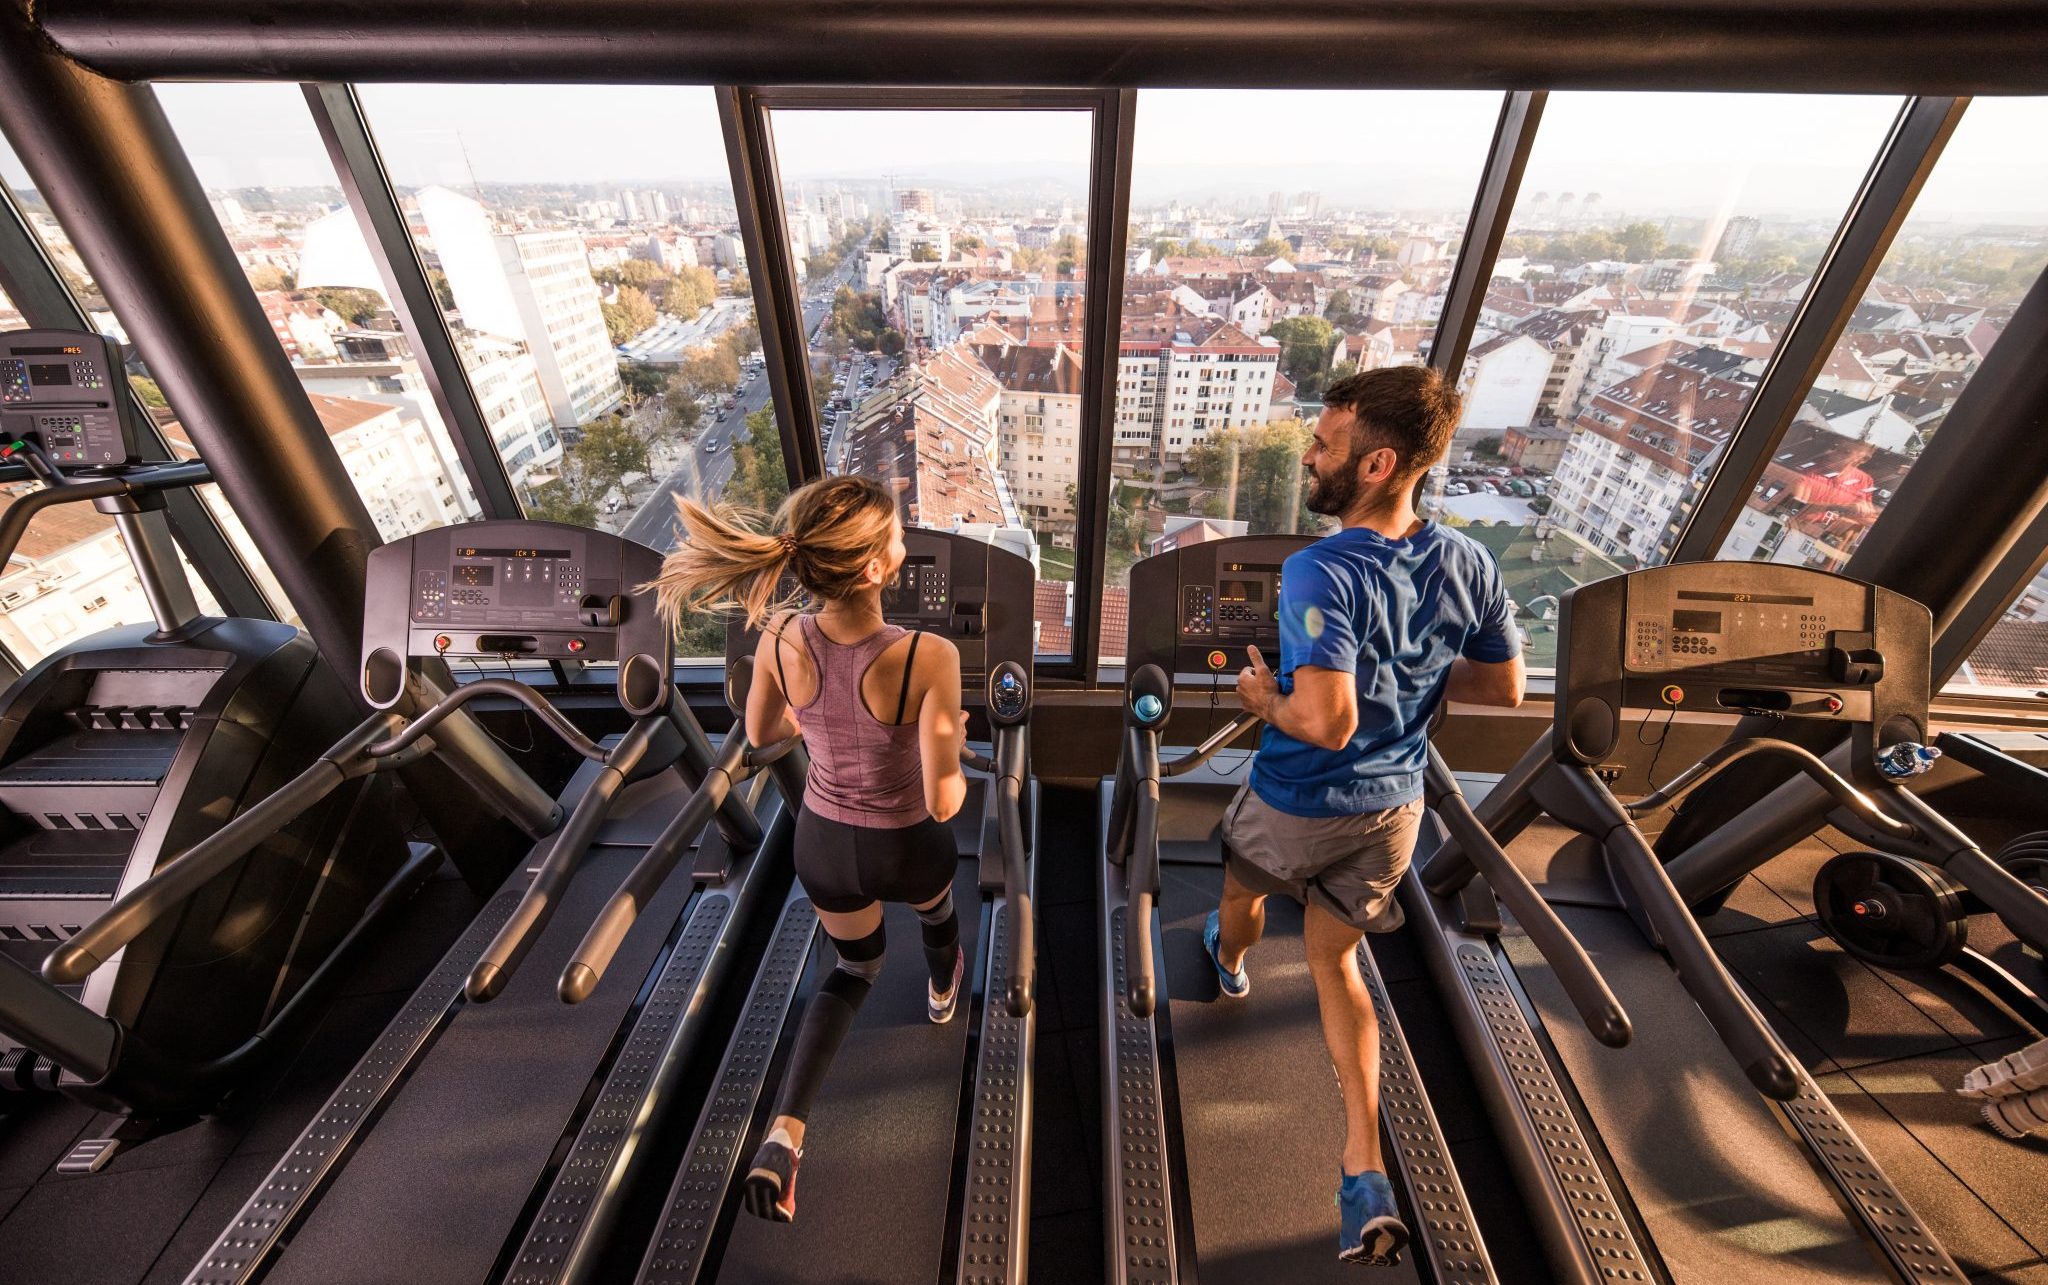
[766,106,1092,657]
[0,134,287,657]
[1436,92,1903,670]
[358,85,766,657]
[159,83,483,546]
[1695,99,2048,698]
[1097,89,1504,661]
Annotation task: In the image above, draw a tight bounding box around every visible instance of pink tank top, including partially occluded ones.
[783,613,929,828]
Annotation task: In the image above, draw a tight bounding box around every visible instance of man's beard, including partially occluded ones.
[1304,463,1359,516]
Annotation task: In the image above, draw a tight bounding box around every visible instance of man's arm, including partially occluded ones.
[1444,653,1525,708]
[1236,646,1358,751]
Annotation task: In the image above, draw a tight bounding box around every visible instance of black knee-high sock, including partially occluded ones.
[917,890,960,990]
[774,924,884,1128]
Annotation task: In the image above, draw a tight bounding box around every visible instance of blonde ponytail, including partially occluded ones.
[649,474,899,633]
[652,496,797,629]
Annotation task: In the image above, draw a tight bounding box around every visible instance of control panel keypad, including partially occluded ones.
[0,360,27,404]
[1182,585,1215,636]
[415,570,448,621]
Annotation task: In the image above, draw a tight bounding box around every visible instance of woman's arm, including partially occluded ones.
[746,619,801,748]
[918,636,968,822]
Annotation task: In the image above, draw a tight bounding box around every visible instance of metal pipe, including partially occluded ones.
[36,1,2048,92]
[1623,736,1913,839]
[1423,748,1631,1047]
[560,729,752,1002]
[1160,711,1262,778]
[1125,734,1162,1019]
[466,715,664,1001]
[110,508,202,635]
[369,677,607,762]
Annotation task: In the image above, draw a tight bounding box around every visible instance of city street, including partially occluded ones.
[616,259,858,549]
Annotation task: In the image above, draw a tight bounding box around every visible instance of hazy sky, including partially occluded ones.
[4,83,2046,222]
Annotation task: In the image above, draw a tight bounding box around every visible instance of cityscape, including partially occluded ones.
[0,89,2043,691]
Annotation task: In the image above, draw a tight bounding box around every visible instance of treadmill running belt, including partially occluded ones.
[1158,862,1428,1285]
[713,862,982,1283]
[259,846,698,1285]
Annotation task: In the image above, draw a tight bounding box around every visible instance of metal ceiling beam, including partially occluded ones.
[34,1,2048,92]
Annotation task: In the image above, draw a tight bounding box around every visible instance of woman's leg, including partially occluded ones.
[911,884,961,993]
[768,901,884,1153]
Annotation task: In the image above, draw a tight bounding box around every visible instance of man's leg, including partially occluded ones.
[1303,901,1382,1175]
[1215,863,1267,974]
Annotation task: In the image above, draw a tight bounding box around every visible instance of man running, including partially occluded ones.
[1207,366,1526,1267]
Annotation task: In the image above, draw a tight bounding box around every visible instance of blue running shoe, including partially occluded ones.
[1202,910,1249,999]
[1337,1170,1408,1267]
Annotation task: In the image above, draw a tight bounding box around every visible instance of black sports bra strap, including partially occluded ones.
[770,614,793,701]
[894,630,922,725]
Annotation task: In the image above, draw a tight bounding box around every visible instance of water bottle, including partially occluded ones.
[1876,741,1941,779]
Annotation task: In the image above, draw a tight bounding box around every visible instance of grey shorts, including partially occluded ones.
[1219,785,1424,933]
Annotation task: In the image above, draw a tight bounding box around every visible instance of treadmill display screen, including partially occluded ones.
[1672,609,1721,634]
[27,364,71,386]
[454,564,495,587]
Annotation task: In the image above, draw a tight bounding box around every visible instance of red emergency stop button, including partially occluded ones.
[1207,649,1228,671]
[434,634,451,652]
[1824,695,1844,713]
[1661,684,1685,705]
[566,638,586,654]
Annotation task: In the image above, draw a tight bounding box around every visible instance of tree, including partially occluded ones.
[1185,420,1318,537]
[1265,315,1339,401]
[526,479,600,528]
[576,413,652,482]
[130,375,169,408]
[666,266,719,316]
[1151,238,1184,261]
[1185,239,1222,258]
[880,328,906,357]
[1325,288,1365,329]
[727,271,751,297]
[600,285,657,345]
[662,393,702,440]
[1615,221,1668,262]
[618,360,666,401]
[428,268,455,310]
[869,228,890,251]
[824,286,889,354]
[910,243,940,263]
[1254,238,1292,259]
[247,265,295,292]
[1102,481,1148,584]
[310,287,384,327]
[679,345,740,399]
[728,407,791,511]
[955,235,983,251]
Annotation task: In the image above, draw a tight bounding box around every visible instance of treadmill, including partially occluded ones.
[1409,560,1971,1284]
[632,526,1039,1285]
[1097,536,1631,1285]
[175,520,797,1285]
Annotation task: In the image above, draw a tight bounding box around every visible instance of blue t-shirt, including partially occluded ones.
[1251,522,1520,817]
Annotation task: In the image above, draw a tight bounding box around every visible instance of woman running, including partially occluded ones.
[653,475,968,1224]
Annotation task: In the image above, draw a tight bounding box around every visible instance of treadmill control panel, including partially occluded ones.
[730,527,1035,694]
[1556,561,1931,775]
[0,329,142,469]
[1129,535,1314,677]
[361,522,669,708]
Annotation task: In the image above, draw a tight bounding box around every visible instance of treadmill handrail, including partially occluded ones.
[1160,710,1263,779]
[1623,736,1912,838]
[990,725,1034,1018]
[43,711,407,985]
[367,676,607,762]
[1125,725,1164,1019]
[466,713,668,1002]
[0,460,213,573]
[559,728,757,1003]
[1423,746,1632,1048]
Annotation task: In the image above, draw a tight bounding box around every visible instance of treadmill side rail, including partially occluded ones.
[1356,939,1497,1285]
[637,889,822,1285]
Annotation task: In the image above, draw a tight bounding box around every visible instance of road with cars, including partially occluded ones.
[618,261,862,551]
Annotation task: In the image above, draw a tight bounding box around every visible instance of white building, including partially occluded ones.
[973,339,1086,543]
[0,487,155,665]
[1112,320,1280,470]
[419,186,623,429]
[1458,333,1553,432]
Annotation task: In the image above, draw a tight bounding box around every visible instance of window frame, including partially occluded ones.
[735,85,1133,684]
